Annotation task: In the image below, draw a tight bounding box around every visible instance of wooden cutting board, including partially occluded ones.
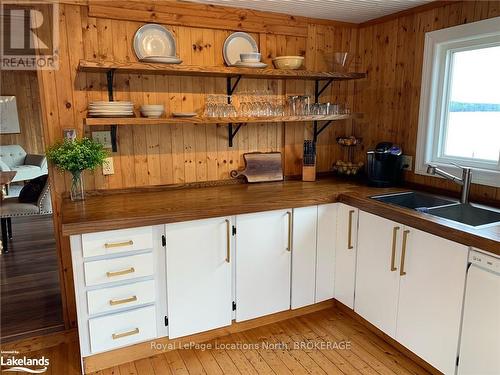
[230,152,283,183]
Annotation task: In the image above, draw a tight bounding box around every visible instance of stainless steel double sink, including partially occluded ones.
[371,191,500,228]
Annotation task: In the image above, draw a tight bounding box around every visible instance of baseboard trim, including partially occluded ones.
[83,299,335,374]
[333,300,443,375]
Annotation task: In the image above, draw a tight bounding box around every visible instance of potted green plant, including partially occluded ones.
[46,137,108,201]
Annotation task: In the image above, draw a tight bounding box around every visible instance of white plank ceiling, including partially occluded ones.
[184,0,433,23]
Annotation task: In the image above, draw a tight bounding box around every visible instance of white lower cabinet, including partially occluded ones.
[395,227,468,375]
[165,217,232,338]
[334,203,358,308]
[291,203,338,309]
[235,209,292,322]
[315,203,337,302]
[355,210,468,375]
[291,206,318,309]
[355,211,402,337]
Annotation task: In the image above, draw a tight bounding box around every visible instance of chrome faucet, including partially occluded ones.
[426,163,472,204]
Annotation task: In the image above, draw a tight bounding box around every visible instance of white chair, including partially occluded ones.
[0,145,48,183]
[0,179,52,254]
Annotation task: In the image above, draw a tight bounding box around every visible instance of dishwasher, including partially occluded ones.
[457,249,500,375]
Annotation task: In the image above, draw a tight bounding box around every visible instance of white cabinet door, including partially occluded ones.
[165,217,232,338]
[396,227,468,375]
[334,203,358,308]
[355,211,402,338]
[235,209,292,322]
[315,203,337,303]
[291,206,318,309]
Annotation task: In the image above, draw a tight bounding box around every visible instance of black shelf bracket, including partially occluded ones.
[227,75,242,97]
[227,75,242,147]
[314,78,334,102]
[106,69,118,152]
[313,120,333,143]
[312,78,335,143]
[228,123,243,147]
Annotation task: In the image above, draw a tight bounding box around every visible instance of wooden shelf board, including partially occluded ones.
[84,114,362,126]
[78,60,367,81]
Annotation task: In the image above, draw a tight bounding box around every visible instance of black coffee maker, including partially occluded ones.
[366,142,403,187]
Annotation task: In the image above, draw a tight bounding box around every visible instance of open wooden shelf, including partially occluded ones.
[84,113,362,126]
[78,60,367,81]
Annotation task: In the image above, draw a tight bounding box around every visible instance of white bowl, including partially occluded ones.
[140,104,164,111]
[272,56,304,70]
[240,52,261,63]
[141,109,164,118]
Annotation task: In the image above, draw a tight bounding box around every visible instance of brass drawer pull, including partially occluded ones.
[348,210,355,249]
[112,327,139,340]
[109,295,138,306]
[390,226,400,271]
[287,211,292,252]
[225,219,230,263]
[106,267,135,278]
[400,230,410,276]
[104,240,134,249]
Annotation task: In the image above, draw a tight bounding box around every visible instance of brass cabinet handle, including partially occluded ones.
[225,219,230,263]
[390,226,400,271]
[106,267,135,278]
[104,240,134,249]
[112,327,139,340]
[400,230,410,276]
[287,211,292,252]
[109,295,138,306]
[348,210,355,249]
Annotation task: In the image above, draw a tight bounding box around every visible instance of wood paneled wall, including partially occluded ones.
[353,0,500,201]
[1,71,45,154]
[36,1,358,327]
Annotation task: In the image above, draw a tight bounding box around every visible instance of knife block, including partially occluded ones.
[302,165,316,182]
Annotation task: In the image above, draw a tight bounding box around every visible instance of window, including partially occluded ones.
[416,17,500,187]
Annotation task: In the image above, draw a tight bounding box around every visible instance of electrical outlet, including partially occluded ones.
[401,155,413,171]
[102,157,114,175]
[92,131,112,149]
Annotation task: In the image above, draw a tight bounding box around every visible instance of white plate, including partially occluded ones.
[223,32,258,66]
[133,24,176,60]
[89,111,133,114]
[172,112,197,117]
[88,110,134,114]
[89,101,133,105]
[89,114,134,118]
[89,106,133,110]
[233,61,268,68]
[140,56,182,64]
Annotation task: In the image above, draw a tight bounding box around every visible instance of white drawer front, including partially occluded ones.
[88,305,156,353]
[82,226,153,258]
[84,253,154,287]
[87,279,156,316]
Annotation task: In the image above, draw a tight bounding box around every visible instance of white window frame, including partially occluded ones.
[415,17,500,188]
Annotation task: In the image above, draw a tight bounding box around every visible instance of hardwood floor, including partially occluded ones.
[1,308,432,375]
[0,215,64,342]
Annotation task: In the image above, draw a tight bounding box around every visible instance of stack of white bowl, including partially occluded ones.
[88,101,134,117]
[140,104,165,118]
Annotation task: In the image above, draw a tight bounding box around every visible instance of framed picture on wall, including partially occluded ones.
[0,96,21,134]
